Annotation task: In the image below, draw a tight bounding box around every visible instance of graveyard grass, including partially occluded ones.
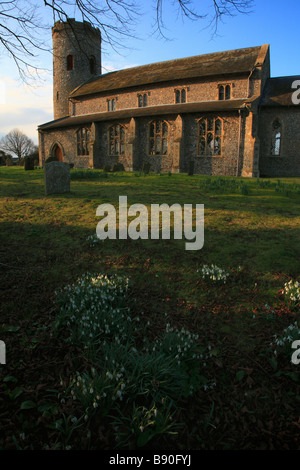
[0,166,299,450]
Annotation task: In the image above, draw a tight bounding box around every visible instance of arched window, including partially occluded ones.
[90,56,96,74]
[149,120,168,156]
[198,117,222,156]
[76,128,90,156]
[271,119,282,155]
[218,84,231,100]
[107,98,116,111]
[218,85,224,100]
[108,124,125,155]
[138,94,148,107]
[175,89,187,104]
[225,85,231,100]
[67,55,74,71]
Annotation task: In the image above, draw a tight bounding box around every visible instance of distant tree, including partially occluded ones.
[26,144,39,160]
[0,129,36,164]
[0,0,253,81]
[27,144,39,166]
[0,149,12,165]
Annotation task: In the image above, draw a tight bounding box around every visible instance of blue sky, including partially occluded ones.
[0,0,299,145]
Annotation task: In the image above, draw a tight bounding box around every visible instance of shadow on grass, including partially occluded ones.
[0,218,299,329]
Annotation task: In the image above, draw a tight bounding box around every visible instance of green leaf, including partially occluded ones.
[269,356,278,371]
[2,325,21,332]
[198,375,208,385]
[20,400,36,410]
[220,325,231,334]
[236,370,245,382]
[3,375,18,383]
[137,429,153,447]
[210,348,218,357]
[9,387,23,400]
[282,371,299,383]
[38,403,58,416]
[12,435,22,450]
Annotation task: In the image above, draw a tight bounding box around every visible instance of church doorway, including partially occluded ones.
[53,143,63,161]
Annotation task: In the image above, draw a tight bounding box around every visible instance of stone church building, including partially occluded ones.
[38,19,300,177]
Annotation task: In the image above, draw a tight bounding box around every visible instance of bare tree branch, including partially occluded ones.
[0,128,36,162]
[0,0,254,82]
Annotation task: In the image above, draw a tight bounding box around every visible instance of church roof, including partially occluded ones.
[260,76,300,107]
[70,44,269,98]
[38,99,247,130]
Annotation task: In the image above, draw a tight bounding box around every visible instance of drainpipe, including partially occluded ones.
[248,67,256,98]
[237,109,242,177]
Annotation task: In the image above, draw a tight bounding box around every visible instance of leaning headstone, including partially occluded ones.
[44,161,70,195]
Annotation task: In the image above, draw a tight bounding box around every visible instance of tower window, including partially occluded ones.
[56,91,59,102]
[67,55,74,71]
[90,56,96,74]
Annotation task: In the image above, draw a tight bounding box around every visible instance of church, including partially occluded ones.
[38,19,300,177]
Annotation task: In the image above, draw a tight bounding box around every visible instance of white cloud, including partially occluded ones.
[0,74,53,144]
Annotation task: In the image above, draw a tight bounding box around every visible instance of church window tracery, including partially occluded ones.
[76,128,90,156]
[149,120,169,155]
[197,117,222,156]
[108,124,125,155]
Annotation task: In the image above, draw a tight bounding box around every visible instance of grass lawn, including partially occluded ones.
[0,166,299,450]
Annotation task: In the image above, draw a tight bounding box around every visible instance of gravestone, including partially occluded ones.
[44,161,70,195]
[24,156,35,171]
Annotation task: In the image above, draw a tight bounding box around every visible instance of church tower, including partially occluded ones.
[52,19,101,120]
